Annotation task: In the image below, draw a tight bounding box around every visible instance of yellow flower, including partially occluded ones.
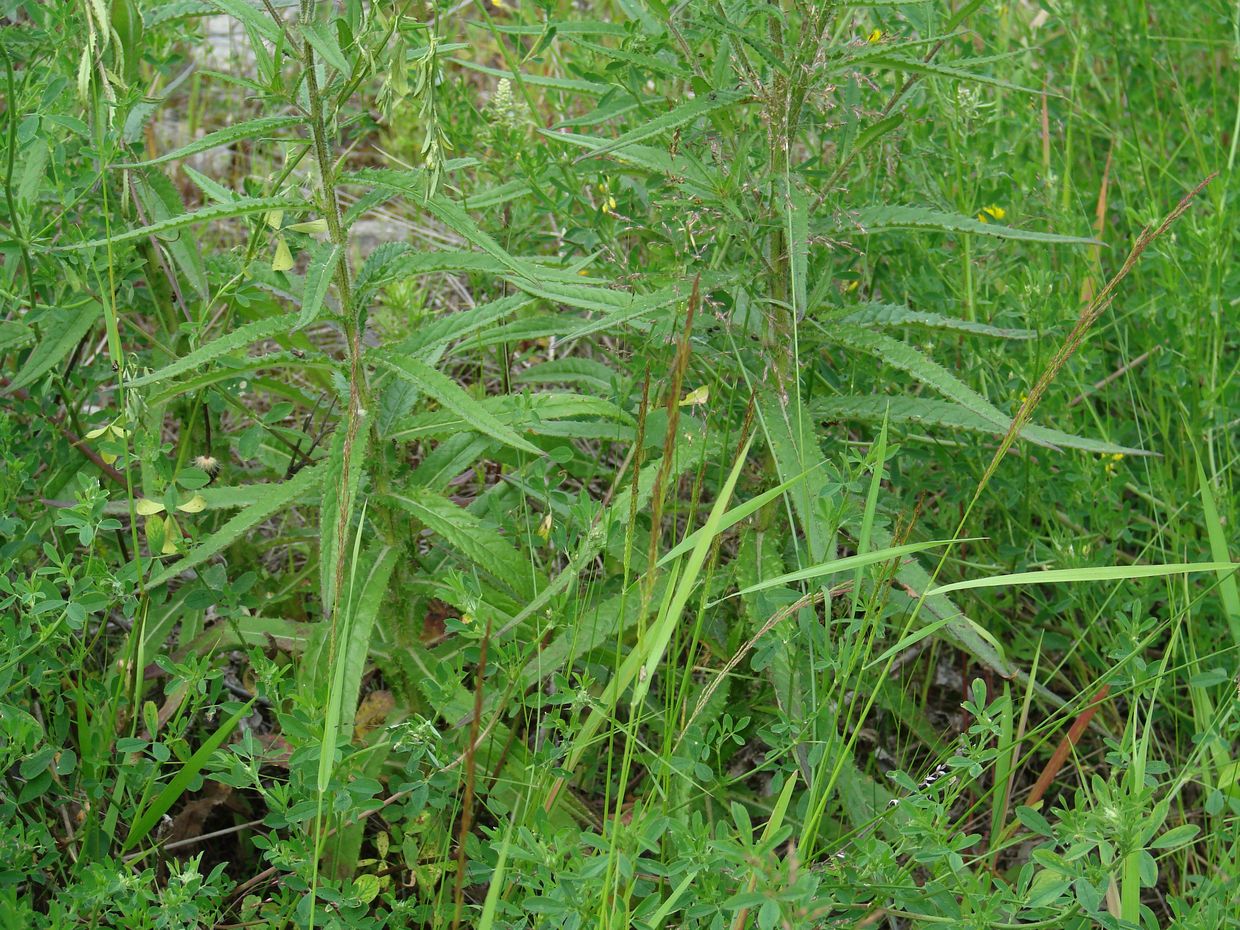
[867,28,883,44]
[272,234,294,272]
[85,418,128,464]
[679,385,709,407]
[1103,453,1124,477]
[977,205,1006,223]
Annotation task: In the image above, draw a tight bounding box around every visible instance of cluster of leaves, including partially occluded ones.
[1,0,1236,928]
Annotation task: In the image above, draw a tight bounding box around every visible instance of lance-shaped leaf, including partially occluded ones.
[147,462,327,589]
[54,196,304,250]
[319,425,367,619]
[296,242,341,330]
[815,395,1151,456]
[837,303,1035,339]
[573,89,749,161]
[116,115,304,167]
[385,487,536,599]
[7,302,101,391]
[126,312,300,387]
[373,354,541,454]
[832,205,1098,244]
[827,324,1013,431]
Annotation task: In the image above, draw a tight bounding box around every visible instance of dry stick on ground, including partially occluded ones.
[641,274,699,616]
[1079,143,1114,305]
[1024,685,1111,808]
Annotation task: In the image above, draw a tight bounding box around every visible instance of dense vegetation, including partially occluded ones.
[1,0,1236,927]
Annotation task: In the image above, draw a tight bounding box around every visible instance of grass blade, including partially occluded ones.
[928,562,1238,597]
[123,696,255,850]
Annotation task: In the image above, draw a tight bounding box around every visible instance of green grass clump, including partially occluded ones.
[0,1,1236,928]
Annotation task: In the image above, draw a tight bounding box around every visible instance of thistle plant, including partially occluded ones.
[0,1,1234,928]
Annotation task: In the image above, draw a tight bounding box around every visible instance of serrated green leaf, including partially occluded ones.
[450,57,609,94]
[116,115,304,167]
[147,462,326,589]
[8,302,101,391]
[385,392,630,443]
[337,542,397,736]
[565,37,691,77]
[400,294,530,356]
[0,321,35,354]
[829,323,1011,429]
[540,130,722,198]
[815,395,1152,456]
[143,0,216,27]
[145,351,336,406]
[374,354,541,454]
[512,358,617,392]
[863,55,1043,95]
[132,172,210,300]
[836,205,1097,244]
[180,164,238,204]
[127,312,299,387]
[54,196,304,250]
[319,425,367,618]
[301,19,349,75]
[837,302,1035,339]
[420,195,532,279]
[575,89,749,161]
[296,242,340,330]
[206,0,282,44]
[385,487,535,598]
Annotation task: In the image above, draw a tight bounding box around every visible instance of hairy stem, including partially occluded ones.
[300,2,368,652]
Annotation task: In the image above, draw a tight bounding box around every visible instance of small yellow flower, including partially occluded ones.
[867,28,883,44]
[679,385,709,408]
[1103,453,1124,477]
[977,205,1006,223]
[272,234,294,272]
[286,218,328,235]
[85,418,128,464]
[537,512,552,540]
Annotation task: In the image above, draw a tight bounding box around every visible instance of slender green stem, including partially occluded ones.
[1,41,39,319]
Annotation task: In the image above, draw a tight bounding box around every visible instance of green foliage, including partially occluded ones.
[1,0,1236,928]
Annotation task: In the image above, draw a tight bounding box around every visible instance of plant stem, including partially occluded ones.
[300,0,368,646]
[1,41,39,319]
